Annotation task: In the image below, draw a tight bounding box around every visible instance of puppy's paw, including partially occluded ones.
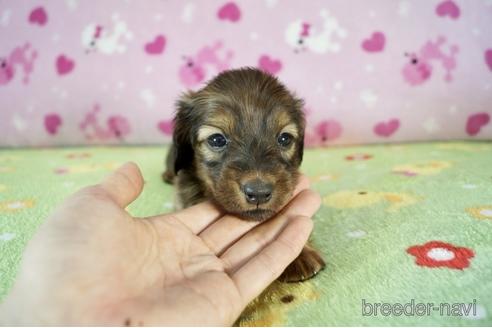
[278,246,325,283]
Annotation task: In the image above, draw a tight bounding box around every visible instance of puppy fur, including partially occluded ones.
[164,67,325,282]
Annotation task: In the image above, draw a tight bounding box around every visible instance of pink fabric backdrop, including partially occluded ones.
[1,0,491,147]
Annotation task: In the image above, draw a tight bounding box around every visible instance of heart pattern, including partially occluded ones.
[28,7,48,26]
[374,119,400,137]
[157,120,174,135]
[44,113,62,135]
[2,2,492,147]
[436,0,460,19]
[316,120,343,141]
[485,49,492,71]
[258,55,282,75]
[466,113,490,136]
[144,35,166,55]
[218,2,241,22]
[362,32,385,53]
[56,55,75,75]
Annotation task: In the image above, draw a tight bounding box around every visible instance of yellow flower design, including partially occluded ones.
[437,143,491,152]
[0,166,15,173]
[393,160,451,176]
[467,206,492,220]
[310,173,340,183]
[54,162,122,174]
[324,190,419,212]
[237,280,319,326]
[0,200,35,212]
[0,156,20,162]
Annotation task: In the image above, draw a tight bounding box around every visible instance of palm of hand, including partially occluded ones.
[1,163,319,326]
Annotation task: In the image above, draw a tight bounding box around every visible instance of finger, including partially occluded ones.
[232,216,313,305]
[278,188,321,221]
[221,189,321,272]
[198,175,313,255]
[156,201,224,234]
[199,215,258,255]
[99,162,144,208]
[294,174,310,194]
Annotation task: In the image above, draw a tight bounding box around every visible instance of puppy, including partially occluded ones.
[163,67,325,282]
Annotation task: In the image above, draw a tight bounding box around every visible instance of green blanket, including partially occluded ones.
[1,142,491,326]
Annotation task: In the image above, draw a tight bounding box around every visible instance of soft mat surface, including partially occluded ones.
[0,142,491,326]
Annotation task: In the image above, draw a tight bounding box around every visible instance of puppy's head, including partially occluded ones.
[173,68,305,221]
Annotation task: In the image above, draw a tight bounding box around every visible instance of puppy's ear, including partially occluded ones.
[297,136,304,163]
[294,97,305,164]
[173,92,197,173]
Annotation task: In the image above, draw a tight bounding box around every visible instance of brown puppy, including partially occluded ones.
[163,67,325,282]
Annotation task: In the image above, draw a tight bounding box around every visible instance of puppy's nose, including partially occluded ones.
[242,179,273,205]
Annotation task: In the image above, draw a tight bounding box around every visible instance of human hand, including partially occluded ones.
[0,162,320,326]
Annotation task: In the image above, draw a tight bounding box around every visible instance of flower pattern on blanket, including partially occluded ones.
[0,200,35,212]
[0,166,15,173]
[0,142,491,325]
[53,162,121,175]
[324,190,419,212]
[237,280,319,326]
[436,143,492,152]
[392,160,451,177]
[407,241,474,270]
[467,206,492,220]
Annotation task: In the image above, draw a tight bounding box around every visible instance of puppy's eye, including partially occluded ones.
[278,132,294,147]
[207,133,228,149]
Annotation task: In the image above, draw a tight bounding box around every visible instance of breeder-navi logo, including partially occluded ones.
[362,299,477,317]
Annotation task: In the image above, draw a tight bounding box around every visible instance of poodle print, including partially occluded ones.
[402,36,459,86]
[79,104,131,141]
[81,14,133,55]
[285,9,347,54]
[0,43,37,86]
[179,41,234,88]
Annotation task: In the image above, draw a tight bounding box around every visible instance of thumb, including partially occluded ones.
[100,162,144,208]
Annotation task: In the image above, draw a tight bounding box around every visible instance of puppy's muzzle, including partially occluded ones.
[242,179,273,205]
